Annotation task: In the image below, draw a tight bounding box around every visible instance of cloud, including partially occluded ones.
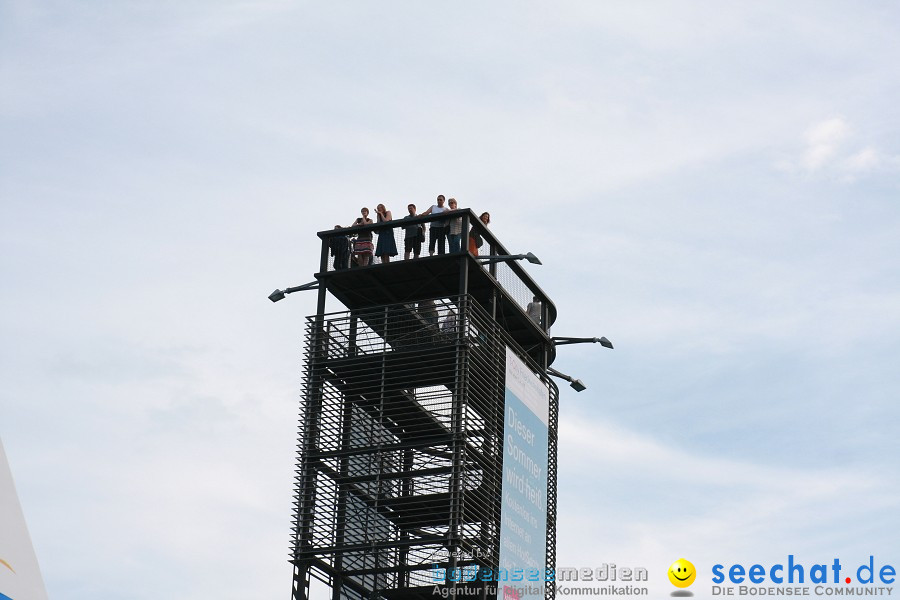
[4,2,900,599]
[801,117,850,171]
[843,147,880,173]
[559,417,879,492]
[838,146,900,181]
[780,117,900,180]
[556,416,900,589]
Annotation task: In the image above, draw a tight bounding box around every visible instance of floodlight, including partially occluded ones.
[476,253,542,266]
[552,336,614,349]
[268,280,319,303]
[547,367,587,392]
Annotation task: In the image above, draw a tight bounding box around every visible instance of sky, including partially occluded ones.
[1,1,899,598]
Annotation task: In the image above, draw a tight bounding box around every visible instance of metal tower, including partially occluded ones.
[289,210,559,600]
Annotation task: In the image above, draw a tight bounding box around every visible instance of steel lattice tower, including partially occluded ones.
[290,210,559,600]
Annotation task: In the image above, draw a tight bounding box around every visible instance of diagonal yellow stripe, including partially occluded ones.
[0,558,14,573]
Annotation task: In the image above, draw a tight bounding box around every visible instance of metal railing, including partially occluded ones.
[316,209,557,331]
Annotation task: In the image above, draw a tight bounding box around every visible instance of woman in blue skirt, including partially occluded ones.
[374,203,399,263]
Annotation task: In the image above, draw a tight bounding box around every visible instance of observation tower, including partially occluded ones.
[271,209,600,600]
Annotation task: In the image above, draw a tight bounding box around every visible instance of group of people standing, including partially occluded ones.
[332,195,491,269]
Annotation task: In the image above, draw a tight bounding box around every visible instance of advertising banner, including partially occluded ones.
[498,347,550,599]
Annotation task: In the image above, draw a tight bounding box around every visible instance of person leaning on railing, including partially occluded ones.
[349,207,374,267]
[447,198,463,253]
[374,203,399,264]
[402,203,424,260]
[526,295,542,325]
[468,211,490,255]
[329,225,351,270]
[419,195,448,255]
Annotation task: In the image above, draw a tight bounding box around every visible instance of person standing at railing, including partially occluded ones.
[441,309,458,334]
[526,295,542,326]
[447,198,463,253]
[330,225,351,270]
[419,195,448,255]
[402,203,424,260]
[419,299,438,328]
[349,207,374,267]
[374,203,398,263]
[468,211,490,255]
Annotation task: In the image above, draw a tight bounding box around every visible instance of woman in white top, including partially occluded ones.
[446,198,463,253]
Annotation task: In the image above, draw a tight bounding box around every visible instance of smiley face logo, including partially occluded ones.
[668,558,696,588]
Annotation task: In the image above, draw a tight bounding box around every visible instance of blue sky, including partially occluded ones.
[2,1,899,598]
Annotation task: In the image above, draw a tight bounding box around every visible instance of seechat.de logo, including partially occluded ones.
[669,558,697,588]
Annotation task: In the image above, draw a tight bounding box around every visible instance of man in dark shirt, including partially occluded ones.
[402,204,423,259]
[330,225,350,270]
